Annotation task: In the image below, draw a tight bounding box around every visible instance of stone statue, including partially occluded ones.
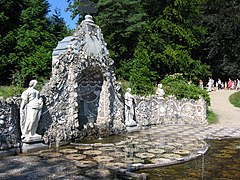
[124,88,137,127]
[156,84,165,99]
[20,80,43,142]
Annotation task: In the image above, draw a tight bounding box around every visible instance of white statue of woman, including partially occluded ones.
[20,80,43,141]
[156,84,165,99]
[124,88,137,127]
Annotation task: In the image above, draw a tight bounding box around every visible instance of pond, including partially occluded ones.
[137,138,240,179]
[1,125,240,179]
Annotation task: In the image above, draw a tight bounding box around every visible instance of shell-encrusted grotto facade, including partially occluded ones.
[0,15,208,151]
[39,15,125,142]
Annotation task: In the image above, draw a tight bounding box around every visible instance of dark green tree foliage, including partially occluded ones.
[13,0,52,85]
[66,0,98,23]
[0,0,69,86]
[203,0,240,79]
[48,9,71,40]
[129,42,156,95]
[0,0,23,84]
[139,0,210,84]
[95,0,146,79]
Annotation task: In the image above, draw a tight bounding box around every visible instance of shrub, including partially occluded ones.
[229,91,240,108]
[161,73,210,105]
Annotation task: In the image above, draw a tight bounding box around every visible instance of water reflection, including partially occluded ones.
[137,138,240,179]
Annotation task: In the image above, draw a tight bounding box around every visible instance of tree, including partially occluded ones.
[0,0,23,84]
[129,42,156,95]
[66,0,98,23]
[203,0,240,79]
[0,0,70,86]
[95,0,146,79]
[11,0,55,86]
[48,8,71,40]
[138,0,210,83]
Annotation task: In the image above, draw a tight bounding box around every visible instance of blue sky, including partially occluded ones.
[48,0,78,29]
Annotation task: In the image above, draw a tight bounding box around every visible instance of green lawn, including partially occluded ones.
[207,109,218,124]
[0,86,24,99]
[229,91,240,108]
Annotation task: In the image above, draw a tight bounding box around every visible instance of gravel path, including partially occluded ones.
[209,90,240,127]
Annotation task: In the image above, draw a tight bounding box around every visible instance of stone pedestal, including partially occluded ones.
[125,119,137,127]
[126,125,140,132]
[22,134,43,143]
[21,143,48,153]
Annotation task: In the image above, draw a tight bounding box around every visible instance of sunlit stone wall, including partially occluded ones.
[135,96,207,127]
[0,97,21,150]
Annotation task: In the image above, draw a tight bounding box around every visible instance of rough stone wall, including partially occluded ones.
[135,96,207,127]
[0,94,207,150]
[0,97,21,150]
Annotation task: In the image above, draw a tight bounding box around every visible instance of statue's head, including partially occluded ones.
[158,84,163,88]
[127,88,131,92]
[29,80,37,87]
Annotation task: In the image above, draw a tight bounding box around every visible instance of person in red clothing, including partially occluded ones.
[228,78,232,90]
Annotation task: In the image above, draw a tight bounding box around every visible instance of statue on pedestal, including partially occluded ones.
[124,88,137,127]
[156,84,165,99]
[20,80,43,142]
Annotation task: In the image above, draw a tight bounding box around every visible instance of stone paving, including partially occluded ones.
[1,124,240,180]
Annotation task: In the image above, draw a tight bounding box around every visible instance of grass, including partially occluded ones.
[0,86,25,99]
[207,109,218,124]
[229,91,240,108]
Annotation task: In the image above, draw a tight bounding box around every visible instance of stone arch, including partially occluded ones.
[76,66,104,129]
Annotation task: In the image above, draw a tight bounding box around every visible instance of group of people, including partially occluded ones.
[205,78,240,92]
[227,78,240,90]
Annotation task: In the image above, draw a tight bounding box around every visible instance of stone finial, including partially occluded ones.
[84,14,94,23]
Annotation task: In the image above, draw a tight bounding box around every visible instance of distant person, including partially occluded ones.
[207,78,212,92]
[217,78,222,90]
[221,82,225,89]
[232,80,237,90]
[224,82,227,89]
[228,78,232,90]
[237,79,240,90]
[211,78,215,91]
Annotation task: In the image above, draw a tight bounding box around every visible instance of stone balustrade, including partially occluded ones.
[135,95,207,127]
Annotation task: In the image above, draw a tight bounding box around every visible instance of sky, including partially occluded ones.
[48,0,78,29]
